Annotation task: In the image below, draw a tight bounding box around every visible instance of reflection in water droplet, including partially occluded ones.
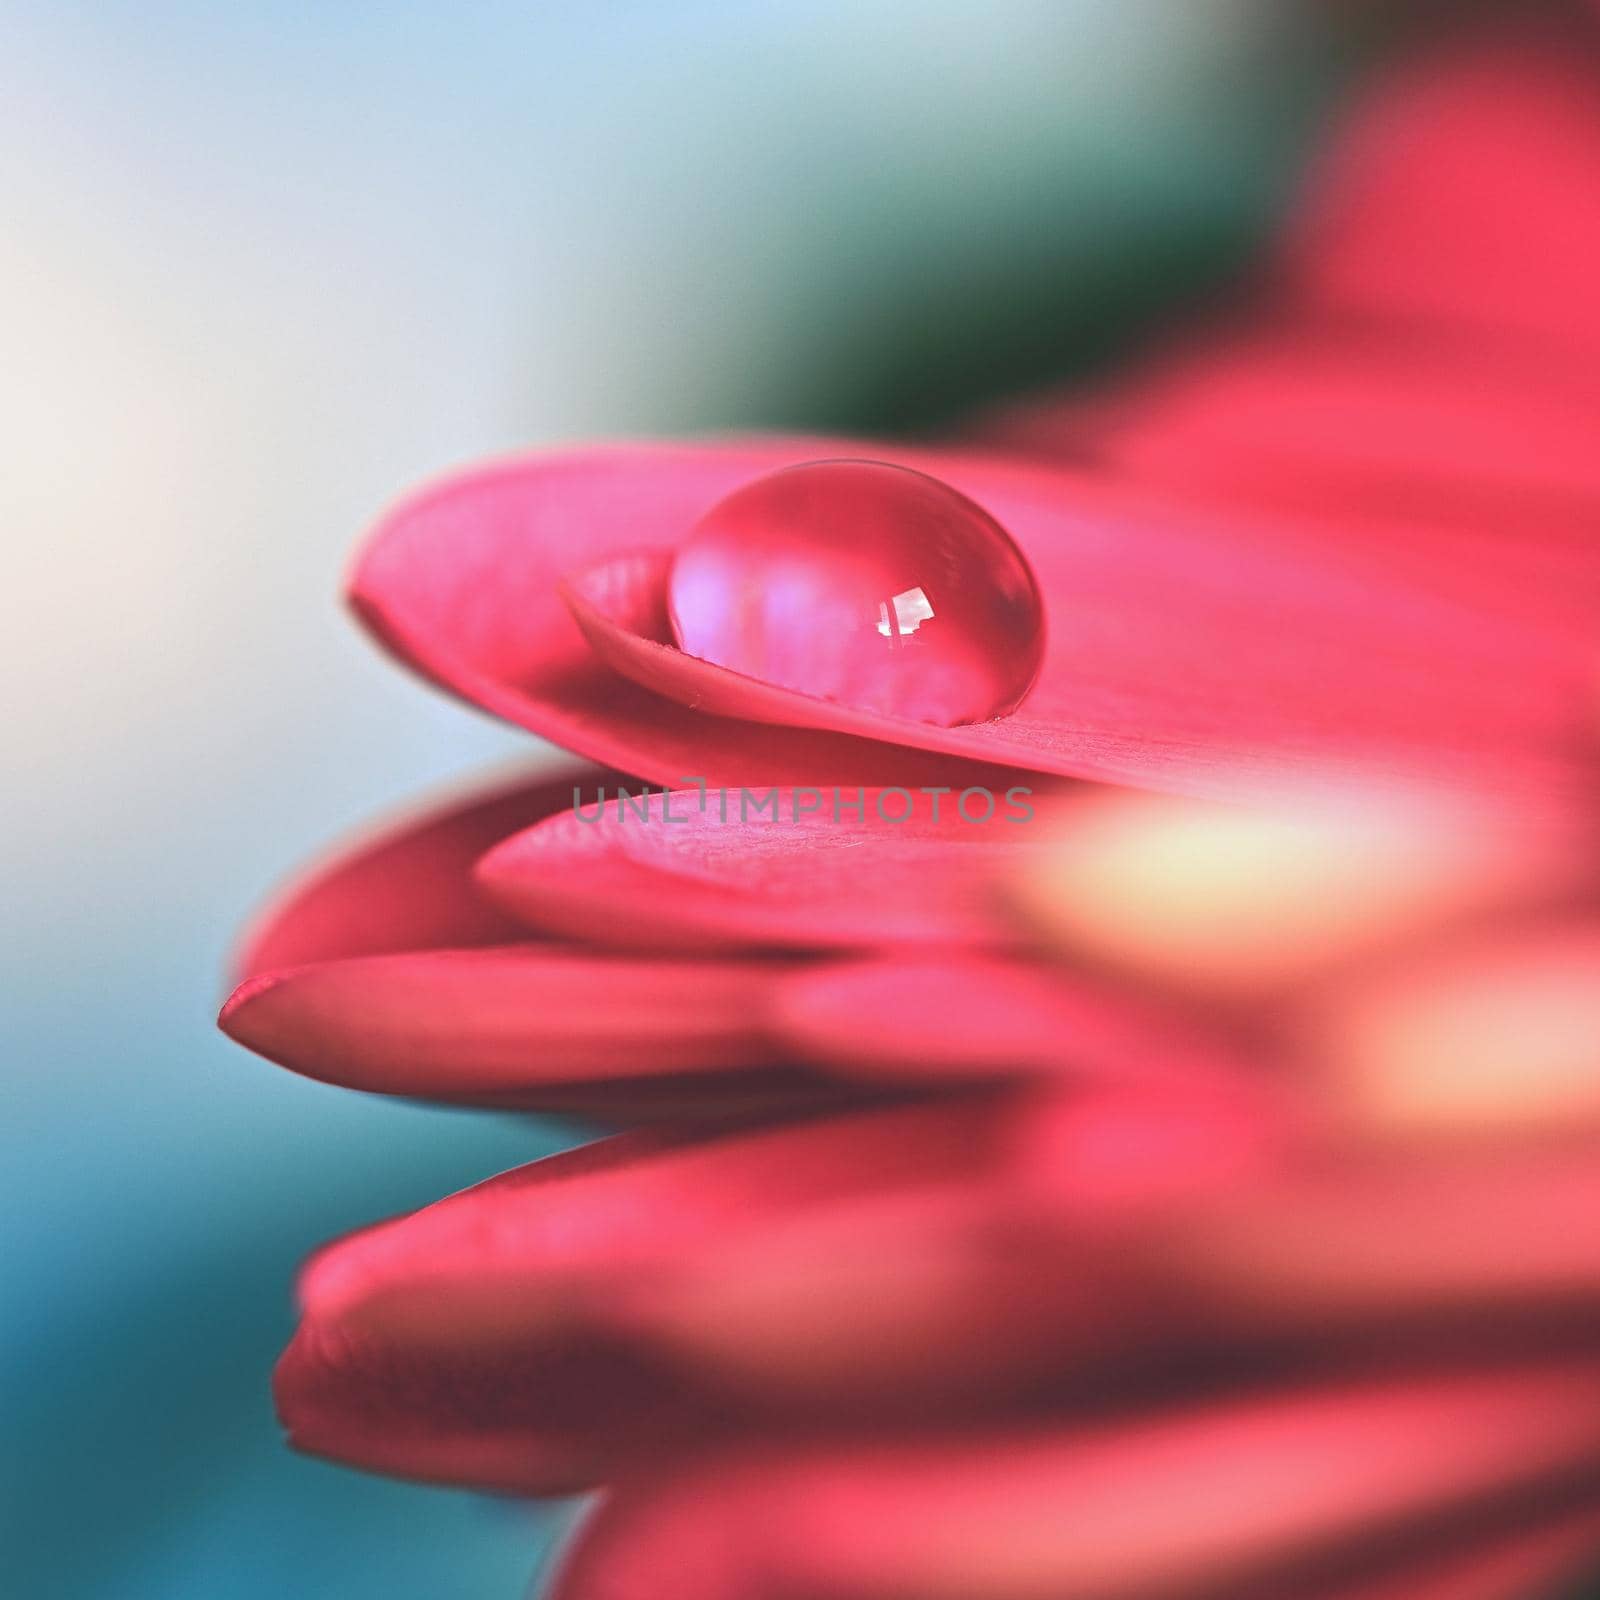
[667,459,1046,725]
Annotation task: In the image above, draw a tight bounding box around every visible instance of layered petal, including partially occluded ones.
[275,1052,1600,1505]
[231,764,605,981]
[975,17,1600,665]
[274,1094,1044,1492]
[348,442,1011,792]
[476,785,1042,953]
[223,765,863,1118]
[350,444,1583,804]
[645,1125,1600,1407]
[982,320,1600,630]
[275,1123,702,1495]
[551,1361,1600,1600]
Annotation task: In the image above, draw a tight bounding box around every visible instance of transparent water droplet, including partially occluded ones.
[667,459,1045,725]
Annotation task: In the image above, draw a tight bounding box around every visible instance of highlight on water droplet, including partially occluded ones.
[666,459,1046,726]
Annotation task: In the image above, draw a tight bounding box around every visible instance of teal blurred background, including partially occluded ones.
[1,4,1339,1594]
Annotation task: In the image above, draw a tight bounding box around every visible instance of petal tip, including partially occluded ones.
[217,969,286,1044]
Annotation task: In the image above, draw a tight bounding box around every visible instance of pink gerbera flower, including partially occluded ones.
[223,11,1600,1597]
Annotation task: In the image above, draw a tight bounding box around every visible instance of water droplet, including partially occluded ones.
[667,459,1045,725]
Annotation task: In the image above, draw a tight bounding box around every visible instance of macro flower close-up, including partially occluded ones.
[10,3,1600,1597]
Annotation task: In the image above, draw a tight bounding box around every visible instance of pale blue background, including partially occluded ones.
[1,4,1330,1594]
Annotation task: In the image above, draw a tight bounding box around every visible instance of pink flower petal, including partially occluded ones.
[559,545,1040,781]
[274,1095,1036,1492]
[274,1124,709,1495]
[1159,1140,1600,1339]
[982,321,1600,632]
[1309,919,1600,1142]
[550,1362,1600,1599]
[1285,20,1600,356]
[975,23,1600,667]
[275,1076,1600,1501]
[608,1081,1280,1408]
[349,443,1007,791]
[476,786,1041,953]
[231,764,612,982]
[1005,783,1585,1005]
[772,955,1215,1083]
[350,444,1581,803]
[218,946,803,1117]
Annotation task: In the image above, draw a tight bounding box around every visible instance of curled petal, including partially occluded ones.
[560,546,1041,779]
[349,444,1580,802]
[276,1124,705,1495]
[349,442,1004,791]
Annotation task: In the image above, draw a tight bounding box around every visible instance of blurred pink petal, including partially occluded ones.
[1006,784,1581,1003]
[275,1095,1035,1491]
[1286,17,1600,354]
[551,1362,1600,1600]
[1332,1507,1600,1600]
[975,20,1600,678]
[275,1123,710,1494]
[772,955,1217,1083]
[1153,1141,1600,1340]
[984,320,1600,618]
[1310,920,1600,1141]
[280,1097,1600,1495]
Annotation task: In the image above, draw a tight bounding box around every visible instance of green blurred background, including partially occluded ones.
[1,3,1366,1594]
